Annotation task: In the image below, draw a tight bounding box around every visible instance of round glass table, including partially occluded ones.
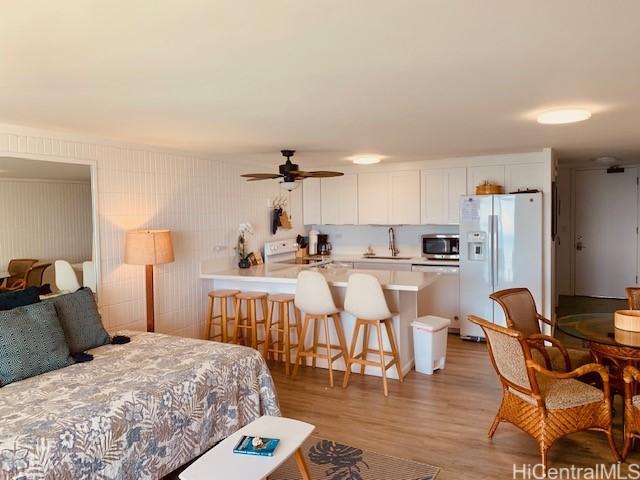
[558,313,640,392]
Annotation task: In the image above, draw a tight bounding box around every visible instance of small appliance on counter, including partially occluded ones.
[421,234,459,260]
[317,234,332,255]
[263,238,329,266]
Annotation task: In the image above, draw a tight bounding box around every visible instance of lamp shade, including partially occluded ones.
[125,230,174,265]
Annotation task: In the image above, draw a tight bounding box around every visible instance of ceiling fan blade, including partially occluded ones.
[304,171,345,178]
[241,173,283,179]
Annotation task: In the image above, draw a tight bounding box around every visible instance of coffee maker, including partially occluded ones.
[317,234,332,255]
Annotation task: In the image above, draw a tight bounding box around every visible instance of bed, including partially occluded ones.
[0,331,280,480]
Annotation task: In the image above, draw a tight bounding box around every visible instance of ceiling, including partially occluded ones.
[0,157,91,181]
[1,1,639,165]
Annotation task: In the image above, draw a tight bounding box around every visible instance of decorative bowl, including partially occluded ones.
[614,309,640,332]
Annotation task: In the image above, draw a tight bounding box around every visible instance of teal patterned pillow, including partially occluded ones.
[44,288,110,353]
[0,302,74,386]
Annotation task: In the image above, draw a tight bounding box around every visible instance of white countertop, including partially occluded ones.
[330,254,459,267]
[200,262,438,292]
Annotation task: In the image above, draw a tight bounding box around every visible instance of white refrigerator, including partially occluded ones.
[459,193,542,339]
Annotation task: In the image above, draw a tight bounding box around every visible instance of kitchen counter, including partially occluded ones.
[330,254,459,267]
[200,263,438,292]
[200,260,443,379]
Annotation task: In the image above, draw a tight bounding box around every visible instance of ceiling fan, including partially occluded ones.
[241,150,343,191]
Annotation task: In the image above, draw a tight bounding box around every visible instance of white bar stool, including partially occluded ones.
[342,273,403,397]
[292,270,349,387]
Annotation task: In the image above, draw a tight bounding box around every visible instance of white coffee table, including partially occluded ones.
[179,415,315,480]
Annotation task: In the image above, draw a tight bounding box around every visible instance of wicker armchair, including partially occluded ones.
[26,263,51,288]
[626,288,640,310]
[490,287,591,372]
[622,366,640,458]
[469,315,619,469]
[0,258,38,292]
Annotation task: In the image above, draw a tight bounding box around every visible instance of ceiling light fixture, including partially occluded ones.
[593,156,619,166]
[346,154,387,165]
[537,108,592,125]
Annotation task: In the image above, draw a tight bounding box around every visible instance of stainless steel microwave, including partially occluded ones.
[422,234,460,260]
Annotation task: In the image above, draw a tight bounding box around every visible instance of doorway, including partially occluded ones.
[557,166,639,302]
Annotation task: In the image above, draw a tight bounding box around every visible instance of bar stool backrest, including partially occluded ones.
[295,270,337,315]
[344,273,392,321]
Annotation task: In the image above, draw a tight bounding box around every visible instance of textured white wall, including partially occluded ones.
[0,125,304,338]
[0,179,92,269]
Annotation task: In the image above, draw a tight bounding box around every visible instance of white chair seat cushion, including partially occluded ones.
[510,377,603,410]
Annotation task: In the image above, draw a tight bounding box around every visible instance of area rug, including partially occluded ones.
[271,436,439,480]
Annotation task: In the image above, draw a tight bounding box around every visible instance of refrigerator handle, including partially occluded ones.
[491,214,499,289]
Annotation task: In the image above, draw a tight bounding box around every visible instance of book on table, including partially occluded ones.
[233,436,280,457]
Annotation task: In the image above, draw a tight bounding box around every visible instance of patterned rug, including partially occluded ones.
[271,436,439,480]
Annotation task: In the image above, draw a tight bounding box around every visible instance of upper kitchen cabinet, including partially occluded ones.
[389,171,421,224]
[358,170,420,224]
[421,167,467,224]
[321,174,358,224]
[467,164,505,194]
[302,177,321,225]
[358,172,390,224]
[505,163,546,193]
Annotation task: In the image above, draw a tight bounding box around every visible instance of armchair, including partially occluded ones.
[469,315,619,470]
[0,258,38,292]
[490,287,591,371]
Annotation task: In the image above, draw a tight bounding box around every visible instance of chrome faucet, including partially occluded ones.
[388,227,399,257]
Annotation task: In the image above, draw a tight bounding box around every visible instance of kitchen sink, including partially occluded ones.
[362,255,413,260]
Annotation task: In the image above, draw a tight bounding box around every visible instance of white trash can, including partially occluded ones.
[412,315,451,375]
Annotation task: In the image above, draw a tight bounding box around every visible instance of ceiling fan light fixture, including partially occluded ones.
[279,180,300,191]
[536,108,592,125]
[346,154,387,165]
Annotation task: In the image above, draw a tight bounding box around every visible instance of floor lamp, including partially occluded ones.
[125,230,174,332]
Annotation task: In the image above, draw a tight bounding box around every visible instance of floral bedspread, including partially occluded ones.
[0,331,280,480]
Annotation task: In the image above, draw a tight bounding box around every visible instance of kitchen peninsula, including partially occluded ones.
[200,261,439,378]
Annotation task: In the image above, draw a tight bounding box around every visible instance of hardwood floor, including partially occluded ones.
[270,334,630,479]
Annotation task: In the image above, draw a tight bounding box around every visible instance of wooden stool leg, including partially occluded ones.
[294,448,312,480]
[324,315,334,387]
[293,314,310,377]
[220,299,228,343]
[294,307,304,366]
[312,318,319,368]
[250,300,258,350]
[283,302,291,376]
[265,301,274,361]
[360,324,370,375]
[333,313,348,362]
[232,298,242,344]
[376,322,388,397]
[343,319,361,388]
[261,298,269,356]
[205,296,214,339]
[384,318,403,382]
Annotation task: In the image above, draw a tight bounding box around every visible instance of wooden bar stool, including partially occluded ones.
[292,271,349,387]
[233,291,268,353]
[205,289,239,342]
[342,273,402,397]
[265,293,303,375]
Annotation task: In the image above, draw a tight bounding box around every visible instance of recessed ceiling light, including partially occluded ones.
[346,154,387,165]
[537,108,592,125]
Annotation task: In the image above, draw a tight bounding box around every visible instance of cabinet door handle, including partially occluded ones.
[576,241,584,251]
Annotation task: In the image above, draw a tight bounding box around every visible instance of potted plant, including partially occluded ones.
[237,222,254,268]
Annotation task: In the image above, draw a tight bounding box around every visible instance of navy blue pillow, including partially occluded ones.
[0,286,41,311]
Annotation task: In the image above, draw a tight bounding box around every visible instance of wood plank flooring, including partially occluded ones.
[270,334,631,479]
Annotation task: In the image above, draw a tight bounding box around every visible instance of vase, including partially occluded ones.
[238,258,251,269]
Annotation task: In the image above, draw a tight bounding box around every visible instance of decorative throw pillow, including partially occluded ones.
[43,288,110,353]
[0,286,41,311]
[0,302,74,386]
